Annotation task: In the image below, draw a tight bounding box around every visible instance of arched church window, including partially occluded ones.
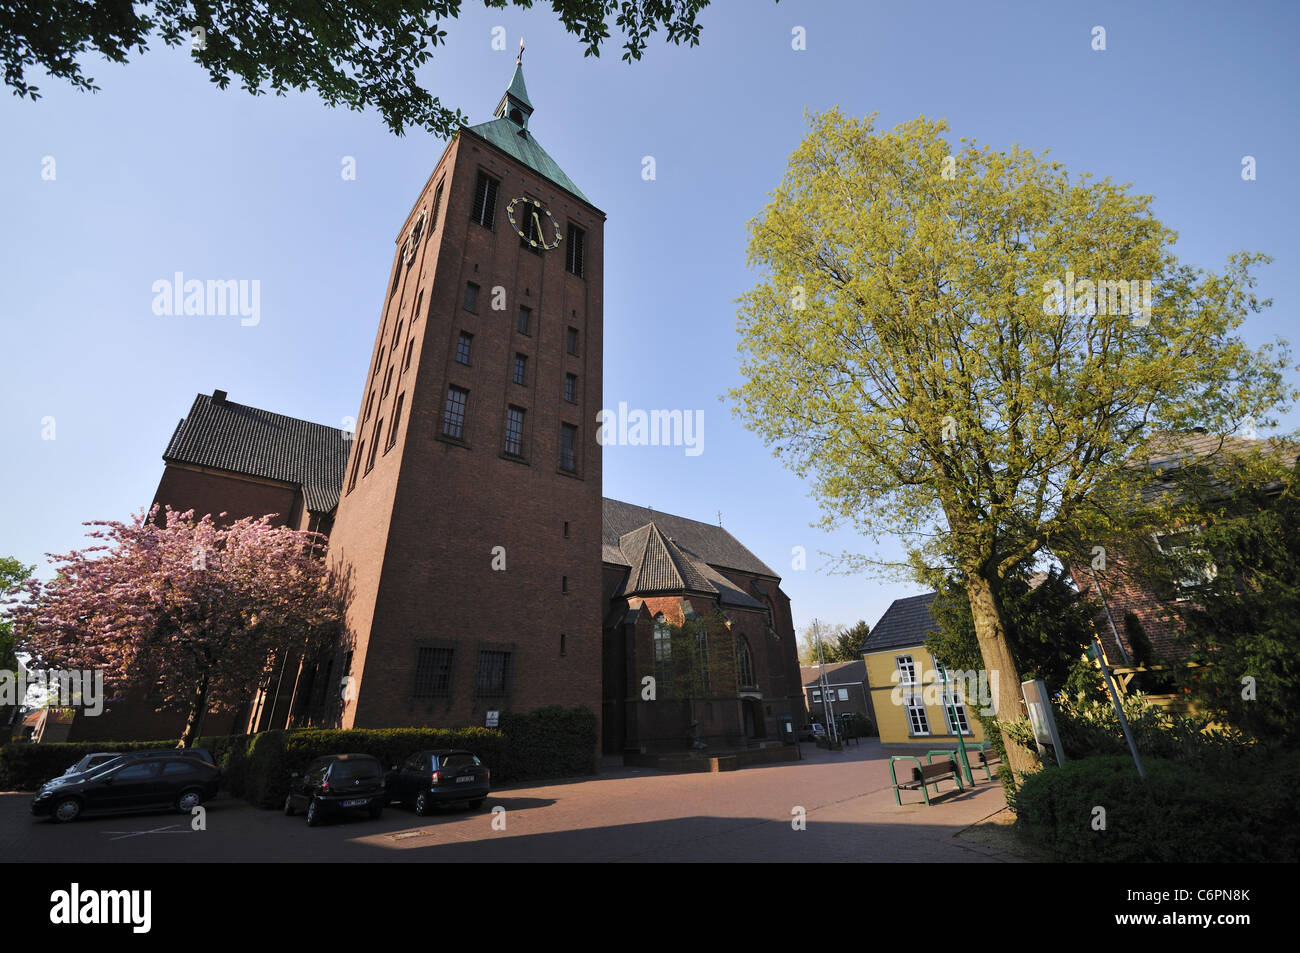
[737,635,756,689]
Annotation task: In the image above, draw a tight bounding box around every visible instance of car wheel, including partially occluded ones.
[414,793,430,816]
[305,798,322,827]
[368,803,383,820]
[283,794,296,816]
[176,789,204,813]
[53,797,82,823]
[468,799,485,810]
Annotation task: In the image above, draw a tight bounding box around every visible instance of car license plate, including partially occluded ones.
[342,798,368,807]
[456,776,473,783]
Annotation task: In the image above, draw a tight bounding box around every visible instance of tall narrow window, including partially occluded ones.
[737,636,755,689]
[385,393,405,452]
[560,424,577,473]
[464,282,479,313]
[504,406,525,457]
[564,373,577,403]
[402,337,414,372]
[363,389,375,423]
[653,614,672,690]
[566,327,579,355]
[517,305,531,335]
[565,224,585,277]
[391,318,404,350]
[430,181,445,228]
[443,386,468,440]
[695,630,710,691]
[382,364,394,397]
[935,661,971,735]
[513,354,527,385]
[348,441,364,492]
[366,420,382,473]
[471,172,499,228]
[456,332,473,365]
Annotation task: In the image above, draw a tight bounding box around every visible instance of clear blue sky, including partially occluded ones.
[2,0,1297,638]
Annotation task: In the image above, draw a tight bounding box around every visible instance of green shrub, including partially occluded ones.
[0,706,598,799]
[0,735,246,791]
[1015,750,1300,862]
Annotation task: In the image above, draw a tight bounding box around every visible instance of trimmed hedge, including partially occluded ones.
[1015,750,1300,862]
[0,734,247,792]
[0,706,600,803]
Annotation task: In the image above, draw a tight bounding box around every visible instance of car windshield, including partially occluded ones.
[332,762,381,781]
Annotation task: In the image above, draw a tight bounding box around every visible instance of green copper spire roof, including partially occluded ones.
[505,63,532,110]
[470,61,592,206]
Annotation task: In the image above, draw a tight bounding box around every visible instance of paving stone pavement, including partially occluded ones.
[3,740,1019,862]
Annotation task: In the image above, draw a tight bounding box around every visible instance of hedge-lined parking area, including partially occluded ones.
[0,705,598,803]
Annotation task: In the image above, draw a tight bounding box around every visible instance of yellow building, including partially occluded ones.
[862,593,986,747]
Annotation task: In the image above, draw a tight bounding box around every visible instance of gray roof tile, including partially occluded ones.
[602,499,777,578]
[163,393,350,515]
[861,593,940,653]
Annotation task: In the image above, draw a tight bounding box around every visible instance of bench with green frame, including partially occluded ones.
[889,755,964,806]
[924,743,1000,782]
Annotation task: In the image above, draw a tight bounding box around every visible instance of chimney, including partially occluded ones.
[212,389,228,404]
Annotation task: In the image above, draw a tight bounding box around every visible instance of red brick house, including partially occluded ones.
[1066,432,1297,669]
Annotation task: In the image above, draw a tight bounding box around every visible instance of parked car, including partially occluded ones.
[283,753,387,826]
[32,753,221,823]
[385,749,491,815]
[797,723,827,742]
[62,748,215,777]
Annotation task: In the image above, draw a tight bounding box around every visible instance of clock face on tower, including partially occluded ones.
[506,197,563,250]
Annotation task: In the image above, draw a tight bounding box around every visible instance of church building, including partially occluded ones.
[136,60,803,758]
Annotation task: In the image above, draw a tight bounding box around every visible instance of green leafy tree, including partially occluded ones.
[0,557,36,732]
[923,564,1095,696]
[1,0,713,136]
[825,620,869,662]
[796,617,840,666]
[1126,448,1300,744]
[728,109,1295,777]
[650,610,738,745]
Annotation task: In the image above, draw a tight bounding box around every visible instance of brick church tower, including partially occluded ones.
[326,57,605,737]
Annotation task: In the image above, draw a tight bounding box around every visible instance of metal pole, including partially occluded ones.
[1092,637,1146,780]
[1088,564,1131,665]
[941,666,974,785]
[815,628,837,744]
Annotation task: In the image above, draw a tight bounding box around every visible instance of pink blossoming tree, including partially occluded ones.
[12,507,348,748]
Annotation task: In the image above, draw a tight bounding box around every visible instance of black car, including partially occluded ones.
[62,748,215,776]
[283,753,386,826]
[32,753,221,823]
[386,749,491,815]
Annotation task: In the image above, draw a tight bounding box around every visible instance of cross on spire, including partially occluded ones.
[517,37,525,66]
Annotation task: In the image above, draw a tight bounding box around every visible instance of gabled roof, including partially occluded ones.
[162,392,350,515]
[861,592,940,653]
[615,521,764,608]
[603,499,777,578]
[800,660,867,687]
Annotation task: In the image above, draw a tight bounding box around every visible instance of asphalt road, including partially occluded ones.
[3,741,1017,862]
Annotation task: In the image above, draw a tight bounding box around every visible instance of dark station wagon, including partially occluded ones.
[386,749,491,815]
[284,753,387,826]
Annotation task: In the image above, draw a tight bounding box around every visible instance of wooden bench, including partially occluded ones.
[889,755,964,805]
[924,744,1001,782]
